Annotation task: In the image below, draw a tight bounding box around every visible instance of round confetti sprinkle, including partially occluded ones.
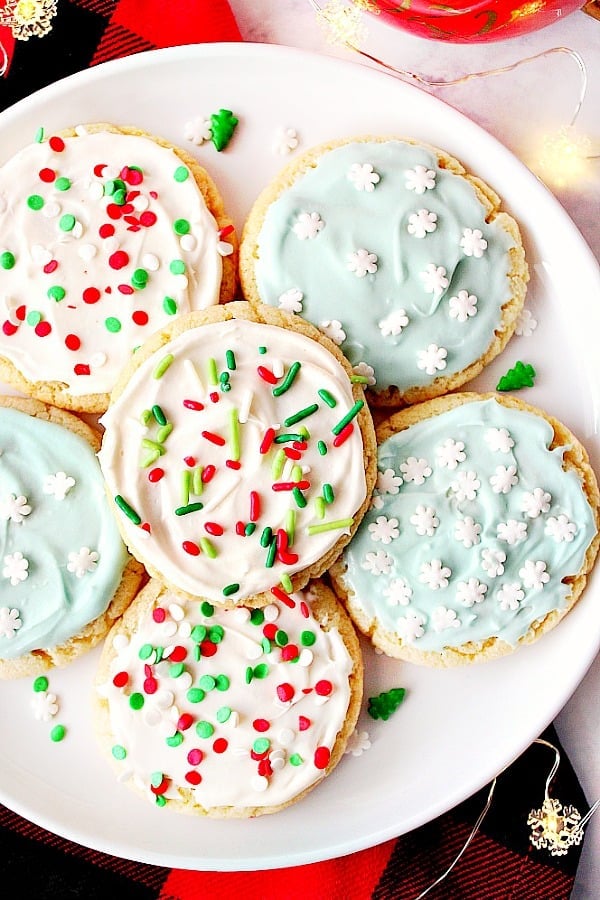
[50,725,66,743]
[173,218,190,235]
[47,285,66,302]
[27,195,44,211]
[174,166,189,182]
[55,177,71,191]
[112,744,127,760]
[65,334,81,351]
[105,316,122,333]
[169,259,186,275]
[196,720,214,739]
[33,676,49,692]
[59,213,76,232]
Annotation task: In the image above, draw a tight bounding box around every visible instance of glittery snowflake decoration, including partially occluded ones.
[383,578,412,607]
[410,505,439,537]
[417,343,447,376]
[319,319,346,345]
[31,690,59,721]
[448,290,478,322]
[432,605,461,631]
[528,798,584,856]
[43,471,75,500]
[490,464,518,494]
[522,488,552,518]
[347,162,380,192]
[407,208,437,238]
[481,548,506,578]
[454,516,482,548]
[497,582,525,611]
[436,438,466,470]
[497,519,528,545]
[378,309,409,337]
[460,227,488,258]
[344,729,372,756]
[484,427,514,454]
[3,551,29,585]
[419,559,451,590]
[278,288,304,314]
[293,211,325,240]
[376,467,403,495]
[183,116,212,146]
[0,606,22,637]
[420,264,449,296]
[450,470,480,502]
[396,610,425,643]
[400,456,432,485]
[405,165,436,194]
[0,0,58,40]
[362,550,394,576]
[0,493,32,523]
[67,547,99,578]
[515,308,538,337]
[272,126,299,155]
[368,515,400,544]
[545,515,577,543]
[519,559,550,590]
[352,362,376,386]
[347,248,378,277]
[456,578,487,608]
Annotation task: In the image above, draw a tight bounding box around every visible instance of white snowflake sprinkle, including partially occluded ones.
[293,211,324,240]
[484,427,514,453]
[419,559,451,590]
[400,457,432,485]
[410,505,439,537]
[545,515,577,543]
[396,609,426,642]
[318,319,346,345]
[432,606,461,631]
[278,288,303,314]
[481,548,506,578]
[448,290,478,322]
[515,308,538,337]
[519,559,550,590]
[420,264,449,296]
[405,165,436,194]
[460,227,488,258]
[377,468,403,494]
[273,126,299,155]
[490,465,518,494]
[183,116,212,145]
[0,606,22,637]
[436,438,466,470]
[497,582,525,611]
[362,550,394,576]
[497,519,528,545]
[454,516,482,548]
[417,343,447,376]
[2,551,29,585]
[0,494,32,524]
[407,208,437,238]
[378,308,409,337]
[31,691,59,722]
[344,729,372,756]
[383,578,413,606]
[347,248,378,277]
[370,494,384,511]
[368,515,400,544]
[67,547,99,578]
[43,471,75,500]
[352,362,376,386]
[456,578,488,607]
[347,162,380,192]
[522,488,552,518]
[450,470,481,502]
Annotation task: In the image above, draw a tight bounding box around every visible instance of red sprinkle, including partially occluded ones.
[209,391,220,404]
[199,640,217,657]
[333,423,354,447]
[284,447,302,460]
[106,203,123,220]
[263,623,277,640]
[257,365,278,384]
[140,210,157,227]
[152,608,166,623]
[170,646,187,663]
[183,456,196,467]
[109,250,129,270]
[94,163,107,177]
[182,540,200,557]
[15,305,26,321]
[276,683,295,702]
[201,465,216,483]
[258,759,273,778]
[35,321,52,337]
[74,363,90,376]
[183,399,204,411]
[49,136,65,152]
[235,521,245,536]
[99,223,115,238]
[250,749,269,761]
[185,770,202,785]
[300,601,310,619]
[226,460,241,470]
[202,430,226,446]
[219,224,235,239]
[276,529,299,566]
[298,716,311,731]
[150,776,170,795]
[143,677,157,694]
[187,748,203,765]
[293,441,308,451]
[2,321,17,336]
[82,287,100,304]
[178,713,194,731]
[259,428,276,454]
[213,738,228,754]
[43,259,58,274]
[315,680,333,696]
[132,310,149,326]
[314,746,331,770]
[65,334,81,351]
[204,522,224,536]
[281,643,299,660]
[253,718,270,732]
[272,480,310,492]
[140,522,151,534]
[112,671,128,688]
[118,283,134,295]
[39,167,55,182]
[148,467,164,483]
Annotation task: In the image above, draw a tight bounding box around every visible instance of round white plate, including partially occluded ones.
[1,42,599,872]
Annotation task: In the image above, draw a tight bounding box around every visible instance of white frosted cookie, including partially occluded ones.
[0,396,145,678]
[94,578,363,817]
[98,301,377,606]
[239,135,528,407]
[0,123,237,413]
[330,392,600,666]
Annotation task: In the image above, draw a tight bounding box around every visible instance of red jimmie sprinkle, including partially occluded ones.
[204,522,224,536]
[48,136,65,152]
[235,521,245,536]
[333,422,354,447]
[144,665,153,678]
[213,738,228,754]
[253,718,270,732]
[65,334,81,351]
[257,365,278,384]
[178,713,194,731]
[209,391,220,404]
[219,224,235,239]
[140,522,151,534]
[74,364,90,376]
[276,683,295,702]
[182,540,200,556]
[183,399,204,411]
[272,480,310,492]
[284,447,302,460]
[259,428,276,454]
[300,601,310,619]
[185,770,202,785]
[202,430,226,446]
[298,716,311,731]
[276,529,299,566]
[201,465,216,483]
[226,459,241,470]
[148,467,164,483]
[183,456,196,467]
[314,746,331,770]
[112,671,128,688]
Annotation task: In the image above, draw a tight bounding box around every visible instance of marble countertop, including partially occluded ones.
[228,1,600,895]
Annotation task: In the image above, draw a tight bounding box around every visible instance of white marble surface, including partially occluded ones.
[228,1,600,895]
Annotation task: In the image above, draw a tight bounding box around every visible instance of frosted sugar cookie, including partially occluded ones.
[239,136,528,406]
[330,393,600,666]
[94,578,362,817]
[98,301,376,606]
[0,123,237,413]
[0,396,145,678]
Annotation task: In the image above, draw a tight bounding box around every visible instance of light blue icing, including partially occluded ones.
[0,407,129,658]
[254,141,516,392]
[340,399,597,650]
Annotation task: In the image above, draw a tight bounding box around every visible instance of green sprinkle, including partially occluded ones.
[50,725,66,743]
[181,469,191,505]
[169,662,185,678]
[201,601,214,617]
[293,487,307,509]
[350,374,370,384]
[314,496,326,519]
[27,195,44,211]
[105,316,122,333]
[47,285,65,302]
[275,629,288,647]
[151,772,164,788]
[191,624,207,642]
[139,643,154,660]
[34,127,44,142]
[253,737,270,754]
[129,693,144,710]
[0,251,15,270]
[229,408,240,461]
[199,537,217,559]
[367,687,406,721]
[187,688,206,703]
[141,438,165,455]
[174,165,189,182]
[207,357,219,385]
[220,371,230,385]
[245,522,256,536]
[301,630,316,646]
[318,388,337,408]
[285,509,296,544]
[192,466,204,495]
[154,647,164,663]
[226,349,236,370]
[323,483,335,504]
[175,502,204,516]
[272,361,301,397]
[166,732,184,747]
[113,188,126,206]
[173,218,190,235]
[222,582,239,597]
[215,674,230,691]
[332,400,364,435]
[291,464,303,483]
[260,526,273,548]
[33,676,49,692]
[284,403,319,427]
[271,448,286,480]
[196,720,214,738]
[132,268,148,288]
[114,494,141,525]
[250,609,265,626]
[496,360,536,391]
[112,744,127,761]
[170,259,186,275]
[199,674,216,691]
[156,423,173,443]
[281,573,293,593]
[155,795,167,808]
[307,517,354,535]
[298,425,310,439]
[141,408,153,425]
[265,536,277,568]
[273,433,304,444]
[258,345,267,355]
[27,310,42,327]
[141,450,161,468]
[253,664,269,679]
[59,213,76,232]
[153,354,174,379]
[216,706,232,723]
[261,637,272,654]
[245,666,253,684]
[163,296,178,316]
[55,176,71,191]
[289,753,303,766]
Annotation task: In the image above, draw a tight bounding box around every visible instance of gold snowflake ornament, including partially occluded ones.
[527,797,584,856]
[0,0,58,41]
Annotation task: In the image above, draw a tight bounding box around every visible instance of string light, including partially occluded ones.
[307,0,598,188]
[0,40,8,77]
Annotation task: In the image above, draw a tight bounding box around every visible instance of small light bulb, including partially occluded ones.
[534,126,593,189]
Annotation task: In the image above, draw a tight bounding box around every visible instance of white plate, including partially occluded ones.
[1,42,599,872]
